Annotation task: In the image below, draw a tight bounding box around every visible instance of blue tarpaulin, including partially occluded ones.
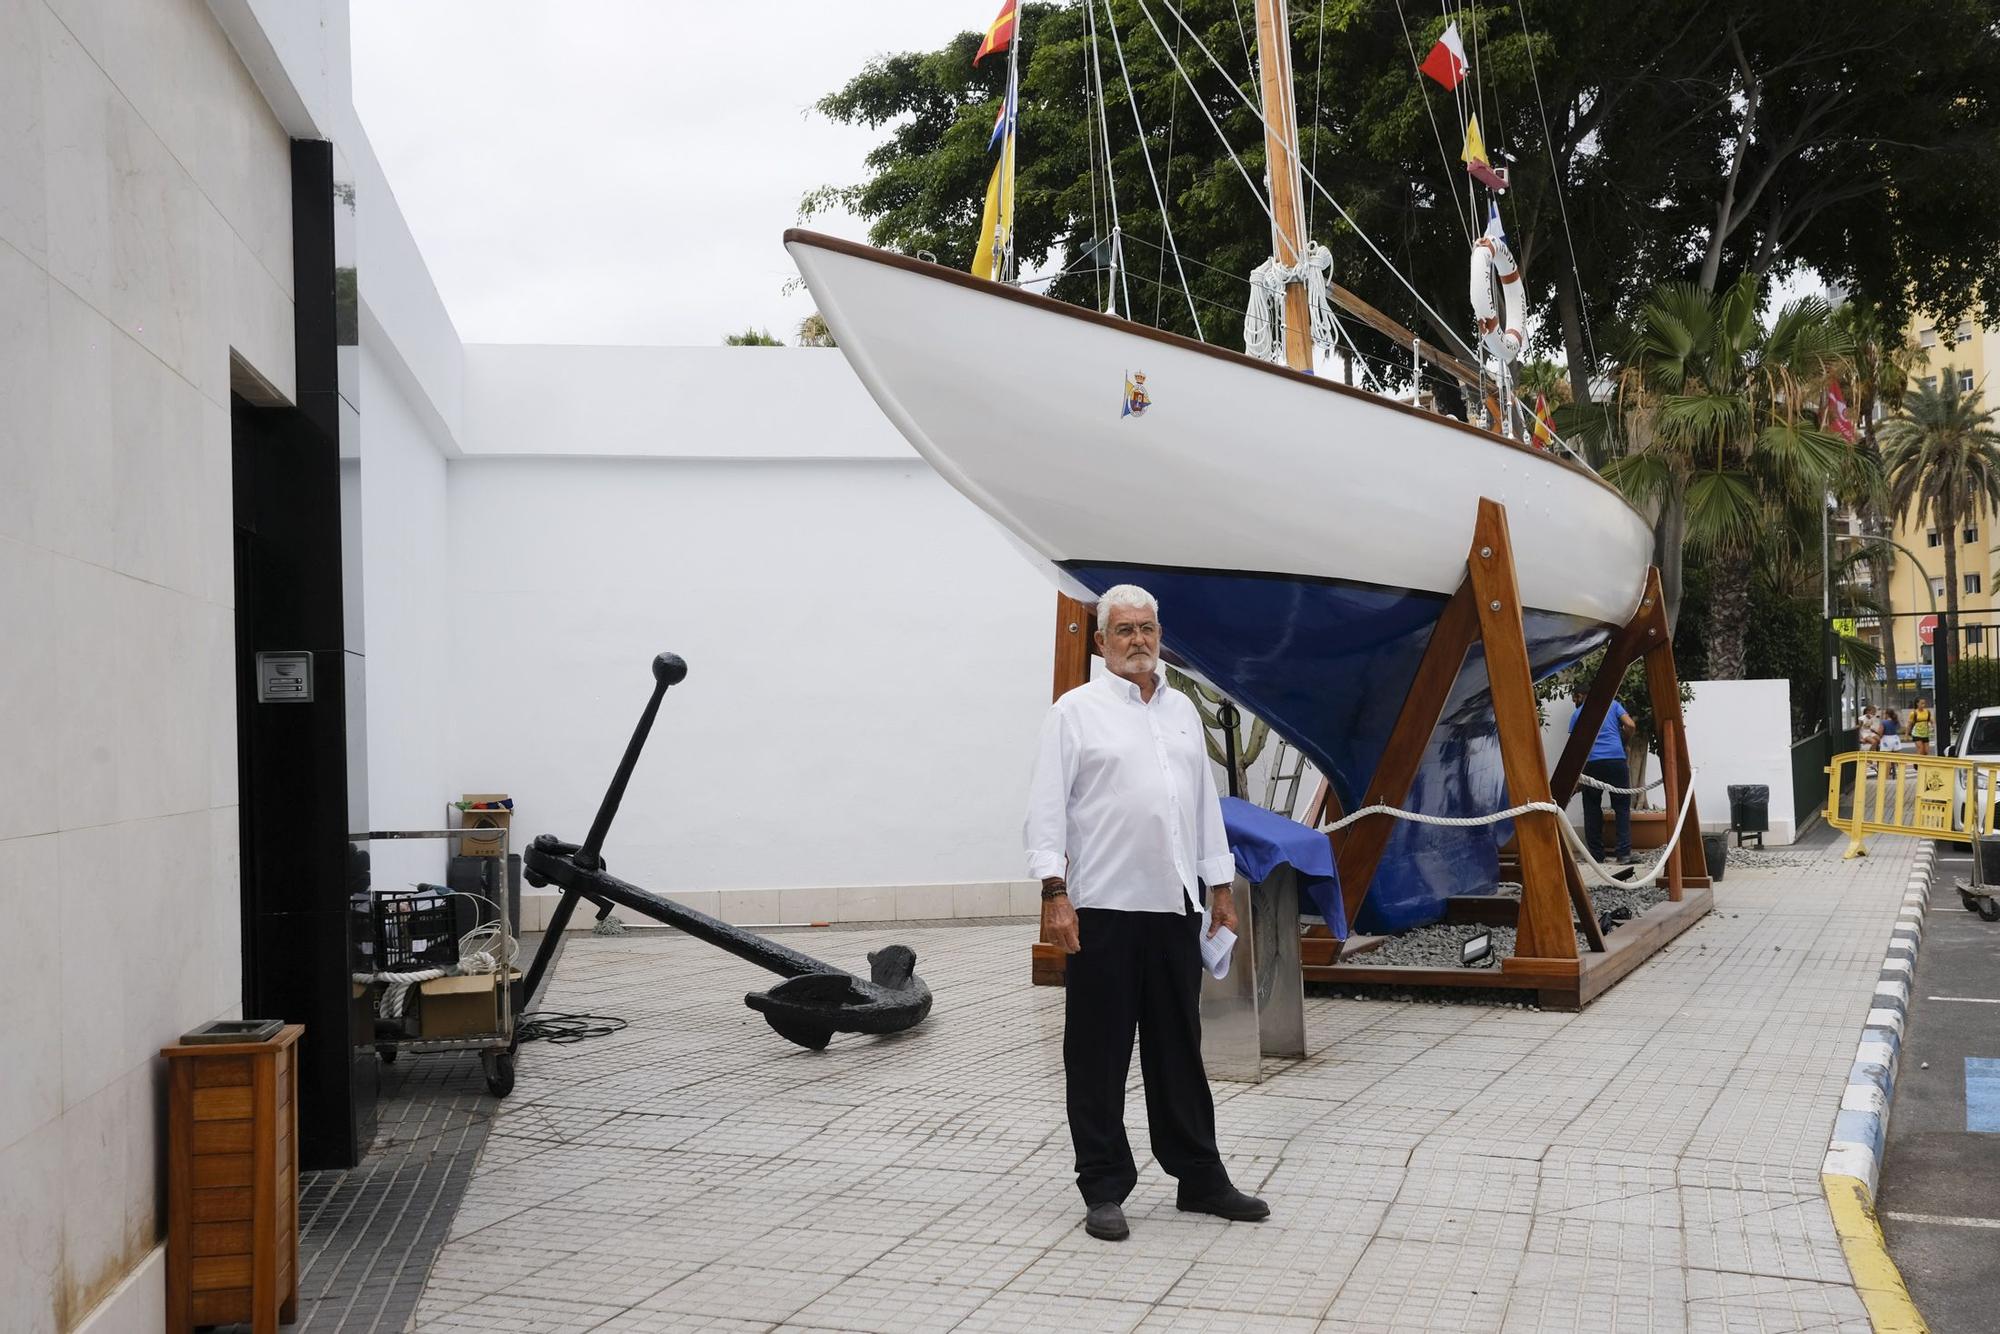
[1219,797,1347,939]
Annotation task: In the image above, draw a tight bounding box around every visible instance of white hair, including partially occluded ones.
[1096,584,1159,630]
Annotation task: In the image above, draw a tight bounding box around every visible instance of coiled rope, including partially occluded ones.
[355,891,521,1019]
[1244,242,1339,364]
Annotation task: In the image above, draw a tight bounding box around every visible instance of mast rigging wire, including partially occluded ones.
[1392,0,1475,245]
[1513,0,1601,380]
[1135,0,1483,367]
[1084,0,1135,318]
[1097,0,1205,338]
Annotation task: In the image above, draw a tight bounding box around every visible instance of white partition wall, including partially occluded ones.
[1547,678,1799,846]
[443,348,1059,924]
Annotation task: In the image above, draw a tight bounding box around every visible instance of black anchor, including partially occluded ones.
[519,654,933,1051]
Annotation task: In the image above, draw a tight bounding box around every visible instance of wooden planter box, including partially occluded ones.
[162,1025,302,1332]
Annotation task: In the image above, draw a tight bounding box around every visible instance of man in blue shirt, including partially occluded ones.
[1569,687,1639,863]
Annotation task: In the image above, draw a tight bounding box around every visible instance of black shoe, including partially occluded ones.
[1084,1202,1129,1240]
[1176,1184,1269,1221]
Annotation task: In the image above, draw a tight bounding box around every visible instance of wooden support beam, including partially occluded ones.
[1550,569,1669,804]
[1053,593,1094,700]
[1466,499,1579,964]
[1034,592,1097,986]
[1334,584,1479,922]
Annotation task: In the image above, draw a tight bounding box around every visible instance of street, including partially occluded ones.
[1877,845,2000,1333]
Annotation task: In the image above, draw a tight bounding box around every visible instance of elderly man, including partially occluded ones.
[1024,583,1270,1242]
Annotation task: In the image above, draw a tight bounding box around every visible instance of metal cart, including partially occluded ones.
[353,827,519,1096]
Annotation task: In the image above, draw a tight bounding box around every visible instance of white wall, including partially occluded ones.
[0,0,296,1328]
[1544,678,1798,846]
[445,455,1056,914]
[359,341,453,889]
[1683,678,1797,845]
[463,344,913,460]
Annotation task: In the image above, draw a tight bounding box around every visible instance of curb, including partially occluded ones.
[1820,838,1935,1334]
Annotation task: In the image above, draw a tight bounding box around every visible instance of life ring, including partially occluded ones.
[1470,235,1525,363]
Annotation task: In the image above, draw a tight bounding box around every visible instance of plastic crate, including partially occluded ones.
[373,887,461,971]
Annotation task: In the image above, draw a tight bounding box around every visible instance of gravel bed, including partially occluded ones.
[1343,882,1668,971]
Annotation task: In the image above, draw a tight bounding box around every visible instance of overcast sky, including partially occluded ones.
[351,1,973,347]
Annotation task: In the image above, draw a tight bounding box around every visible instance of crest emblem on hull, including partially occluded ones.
[1122,371,1151,418]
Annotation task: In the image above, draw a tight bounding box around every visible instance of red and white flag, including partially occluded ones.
[1825,380,1857,442]
[1419,22,1467,90]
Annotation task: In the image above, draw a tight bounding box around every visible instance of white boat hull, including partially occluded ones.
[786,231,1654,931]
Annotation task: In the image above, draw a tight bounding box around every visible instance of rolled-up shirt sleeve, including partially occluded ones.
[1023,704,1074,881]
[1194,754,1236,888]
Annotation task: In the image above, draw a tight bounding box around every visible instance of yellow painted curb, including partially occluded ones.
[1822,1172,1930,1333]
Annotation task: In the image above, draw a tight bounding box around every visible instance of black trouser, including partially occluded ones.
[1063,903,1228,1206]
[1581,757,1632,860]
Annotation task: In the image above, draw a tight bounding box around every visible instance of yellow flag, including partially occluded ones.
[972,133,1015,281]
[1461,113,1488,167]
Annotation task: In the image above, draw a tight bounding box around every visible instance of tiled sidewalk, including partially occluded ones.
[412,838,1914,1333]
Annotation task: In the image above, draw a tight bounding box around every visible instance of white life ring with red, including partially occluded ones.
[1470,235,1525,363]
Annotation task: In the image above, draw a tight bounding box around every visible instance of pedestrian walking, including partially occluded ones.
[1569,686,1638,864]
[1911,697,1935,756]
[1024,583,1270,1243]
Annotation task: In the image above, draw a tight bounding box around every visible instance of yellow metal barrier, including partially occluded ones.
[1825,750,2000,857]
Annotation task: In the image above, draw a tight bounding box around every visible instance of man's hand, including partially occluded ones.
[1044,893,1081,954]
[1206,884,1236,938]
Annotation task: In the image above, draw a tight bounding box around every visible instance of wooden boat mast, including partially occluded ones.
[1251,0,1314,373]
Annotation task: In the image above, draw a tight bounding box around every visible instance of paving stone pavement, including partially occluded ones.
[412,838,1915,1333]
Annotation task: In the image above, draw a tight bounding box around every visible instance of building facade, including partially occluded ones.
[1857,314,2000,702]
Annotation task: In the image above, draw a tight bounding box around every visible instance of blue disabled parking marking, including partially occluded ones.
[1966,1058,2000,1132]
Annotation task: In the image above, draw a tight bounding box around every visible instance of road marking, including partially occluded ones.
[1884,1210,2000,1230]
[1968,1058,2000,1133]
[1925,996,2000,1003]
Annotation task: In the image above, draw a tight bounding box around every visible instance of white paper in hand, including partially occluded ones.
[1200,913,1237,980]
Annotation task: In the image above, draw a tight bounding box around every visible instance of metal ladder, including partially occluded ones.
[1262,738,1311,817]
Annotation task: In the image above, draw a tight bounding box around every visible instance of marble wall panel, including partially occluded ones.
[0,833,62,1151]
[38,278,116,567]
[0,1116,64,1333]
[0,0,49,266]
[0,538,58,842]
[0,238,50,548]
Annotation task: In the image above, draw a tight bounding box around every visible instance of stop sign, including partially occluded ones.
[1919,614,1939,645]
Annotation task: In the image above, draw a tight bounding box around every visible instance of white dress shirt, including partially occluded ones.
[1023,670,1236,913]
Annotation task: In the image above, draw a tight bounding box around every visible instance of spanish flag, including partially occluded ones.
[1530,393,1555,451]
[973,85,1016,281]
[974,0,1017,66]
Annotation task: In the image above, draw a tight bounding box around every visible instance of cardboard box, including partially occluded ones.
[457,792,512,858]
[414,971,517,1039]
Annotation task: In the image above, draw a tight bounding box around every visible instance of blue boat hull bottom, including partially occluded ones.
[1062,563,1614,934]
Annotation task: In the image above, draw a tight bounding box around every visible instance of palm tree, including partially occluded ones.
[1882,373,2000,682]
[1831,301,1923,699]
[1599,274,1856,678]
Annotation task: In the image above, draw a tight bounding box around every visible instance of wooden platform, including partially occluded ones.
[1300,887,1713,1011]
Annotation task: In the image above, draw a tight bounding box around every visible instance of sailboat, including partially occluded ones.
[786,1,1654,933]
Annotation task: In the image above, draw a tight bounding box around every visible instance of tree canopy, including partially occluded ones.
[808,0,2000,396]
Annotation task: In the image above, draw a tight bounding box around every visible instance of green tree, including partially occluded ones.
[1830,300,1924,698]
[1594,275,1854,678]
[724,327,783,346]
[809,0,2000,400]
[797,313,837,347]
[1882,373,2000,677]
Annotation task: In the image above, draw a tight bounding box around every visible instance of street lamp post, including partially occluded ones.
[1834,530,1943,727]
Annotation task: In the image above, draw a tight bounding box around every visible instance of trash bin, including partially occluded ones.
[1727,784,1770,848]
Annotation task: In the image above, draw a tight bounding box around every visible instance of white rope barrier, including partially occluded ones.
[1576,771,1668,796]
[1323,769,1702,891]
